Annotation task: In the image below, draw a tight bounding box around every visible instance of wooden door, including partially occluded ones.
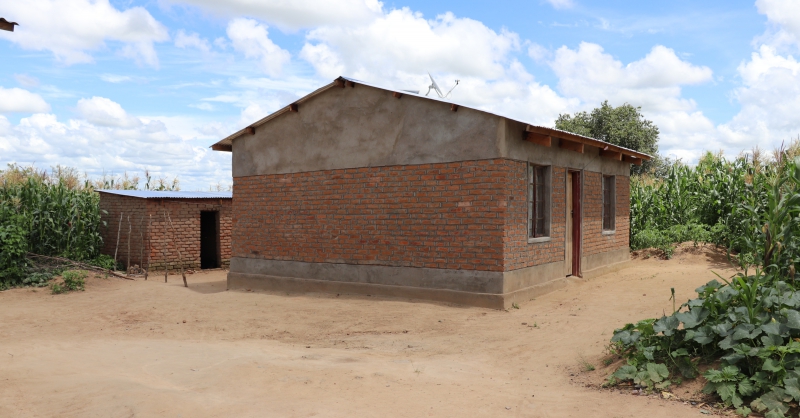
[571,171,582,277]
[565,173,573,276]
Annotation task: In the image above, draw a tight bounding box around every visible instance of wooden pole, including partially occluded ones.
[162,210,168,283]
[138,214,145,274]
[144,214,151,280]
[113,212,123,267]
[166,212,188,288]
[126,215,131,275]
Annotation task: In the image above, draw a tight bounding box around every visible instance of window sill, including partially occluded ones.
[602,230,616,236]
[528,236,552,244]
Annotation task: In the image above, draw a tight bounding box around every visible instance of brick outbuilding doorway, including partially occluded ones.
[200,211,221,269]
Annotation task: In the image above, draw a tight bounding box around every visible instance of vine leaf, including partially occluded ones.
[675,307,709,329]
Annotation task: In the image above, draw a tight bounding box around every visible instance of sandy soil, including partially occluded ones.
[0,245,735,418]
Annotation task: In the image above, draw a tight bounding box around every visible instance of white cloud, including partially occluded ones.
[0,111,232,190]
[169,0,383,31]
[545,0,574,10]
[543,42,721,161]
[75,97,140,128]
[0,116,10,136]
[0,87,51,113]
[301,9,520,80]
[755,0,800,48]
[100,74,133,83]
[678,5,800,160]
[550,43,713,112]
[14,74,40,88]
[719,45,800,149]
[0,0,169,66]
[227,18,292,77]
[527,43,551,62]
[189,102,215,111]
[213,37,229,50]
[175,30,211,53]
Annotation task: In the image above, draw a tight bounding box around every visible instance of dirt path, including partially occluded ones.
[0,246,733,417]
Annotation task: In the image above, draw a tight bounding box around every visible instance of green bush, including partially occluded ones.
[1,164,105,289]
[610,156,800,417]
[51,270,87,294]
[61,270,86,291]
[631,223,711,258]
[87,254,116,271]
[630,151,768,253]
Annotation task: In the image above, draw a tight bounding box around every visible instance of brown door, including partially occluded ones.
[570,171,582,277]
[565,173,573,276]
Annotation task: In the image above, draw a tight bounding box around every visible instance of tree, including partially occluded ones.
[555,101,659,175]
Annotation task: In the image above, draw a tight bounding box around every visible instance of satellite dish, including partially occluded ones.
[425,73,459,99]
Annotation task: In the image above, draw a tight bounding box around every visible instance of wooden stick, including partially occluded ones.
[26,253,133,280]
[138,215,145,275]
[113,212,123,266]
[162,210,168,283]
[145,214,151,280]
[126,215,132,275]
[166,212,188,287]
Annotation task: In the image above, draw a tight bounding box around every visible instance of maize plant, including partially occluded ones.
[613,155,800,417]
[0,165,105,289]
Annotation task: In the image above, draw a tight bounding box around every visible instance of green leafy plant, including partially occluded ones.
[1,164,105,289]
[61,270,87,291]
[50,282,64,294]
[609,155,800,417]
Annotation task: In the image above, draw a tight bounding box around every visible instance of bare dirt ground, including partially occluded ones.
[0,245,735,418]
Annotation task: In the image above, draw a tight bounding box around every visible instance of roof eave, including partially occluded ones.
[525,125,652,163]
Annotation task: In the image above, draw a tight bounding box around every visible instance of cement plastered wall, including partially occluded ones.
[233,85,500,177]
[232,83,631,178]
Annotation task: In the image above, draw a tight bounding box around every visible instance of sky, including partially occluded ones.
[1,0,799,190]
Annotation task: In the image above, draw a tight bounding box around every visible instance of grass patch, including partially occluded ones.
[51,269,87,294]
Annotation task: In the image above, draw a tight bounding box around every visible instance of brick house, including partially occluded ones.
[97,190,232,272]
[211,76,650,308]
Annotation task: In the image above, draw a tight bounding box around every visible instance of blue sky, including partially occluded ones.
[1,0,799,190]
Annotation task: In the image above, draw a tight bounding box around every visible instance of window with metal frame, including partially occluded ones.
[602,175,615,231]
[529,165,550,238]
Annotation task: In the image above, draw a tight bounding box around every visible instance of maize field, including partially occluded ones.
[0,164,179,289]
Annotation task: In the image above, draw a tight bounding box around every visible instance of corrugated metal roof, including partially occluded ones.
[211,76,652,161]
[96,190,232,199]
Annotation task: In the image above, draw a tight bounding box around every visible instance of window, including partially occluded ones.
[602,175,615,231]
[528,164,550,239]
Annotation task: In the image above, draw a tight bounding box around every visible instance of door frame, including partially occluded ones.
[569,170,582,277]
[200,210,221,269]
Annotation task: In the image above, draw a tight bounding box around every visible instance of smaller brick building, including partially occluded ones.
[97,190,232,272]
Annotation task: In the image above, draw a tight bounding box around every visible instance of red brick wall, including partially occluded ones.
[232,160,630,274]
[503,164,567,270]
[99,195,232,272]
[99,194,148,268]
[582,172,630,256]
[233,160,512,271]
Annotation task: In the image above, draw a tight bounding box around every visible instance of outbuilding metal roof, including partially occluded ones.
[96,190,232,199]
[211,75,652,162]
